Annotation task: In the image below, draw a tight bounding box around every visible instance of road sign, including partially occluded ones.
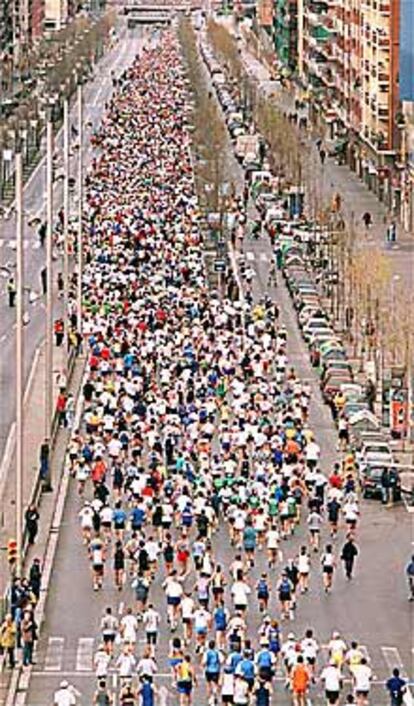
[214,259,226,273]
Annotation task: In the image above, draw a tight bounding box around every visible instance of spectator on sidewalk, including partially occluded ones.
[25,503,40,545]
[0,614,17,668]
[54,318,64,347]
[7,276,16,307]
[57,391,68,428]
[362,211,372,230]
[29,558,42,600]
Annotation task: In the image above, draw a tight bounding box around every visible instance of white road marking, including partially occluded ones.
[118,601,124,615]
[259,252,268,262]
[44,637,64,671]
[246,251,255,261]
[381,647,413,704]
[75,637,95,672]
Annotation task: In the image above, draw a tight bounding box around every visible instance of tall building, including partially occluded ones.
[273,0,298,72]
[300,1,338,129]
[359,0,400,154]
[44,0,75,29]
[30,0,45,40]
[0,1,14,57]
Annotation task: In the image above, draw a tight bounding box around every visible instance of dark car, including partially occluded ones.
[360,465,401,500]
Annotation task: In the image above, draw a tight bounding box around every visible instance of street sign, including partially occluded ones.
[214,259,226,273]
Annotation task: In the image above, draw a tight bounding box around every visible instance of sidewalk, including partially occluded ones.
[235,23,414,290]
[0,346,85,705]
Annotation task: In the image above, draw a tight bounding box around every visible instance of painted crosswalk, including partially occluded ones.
[244,250,269,263]
[0,239,42,251]
[36,636,411,684]
[75,637,94,672]
[44,637,64,671]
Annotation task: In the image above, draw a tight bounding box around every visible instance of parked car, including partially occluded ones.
[360,464,401,500]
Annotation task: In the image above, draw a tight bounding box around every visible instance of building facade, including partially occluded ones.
[273,0,298,72]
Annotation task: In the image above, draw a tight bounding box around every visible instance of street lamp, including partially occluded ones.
[61,79,71,353]
[76,66,85,342]
[43,95,56,491]
[390,274,401,365]
[15,125,24,575]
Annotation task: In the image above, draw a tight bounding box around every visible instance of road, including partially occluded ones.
[0,26,143,466]
[22,24,413,706]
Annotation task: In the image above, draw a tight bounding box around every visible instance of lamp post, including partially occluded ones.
[15,127,24,575]
[391,274,401,366]
[43,98,55,490]
[76,70,84,341]
[62,81,70,352]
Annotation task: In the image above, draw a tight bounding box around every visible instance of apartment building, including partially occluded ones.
[0,1,14,57]
[299,1,338,127]
[273,0,298,72]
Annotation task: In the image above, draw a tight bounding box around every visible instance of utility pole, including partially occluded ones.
[63,95,70,351]
[44,103,54,490]
[77,80,83,340]
[15,134,24,575]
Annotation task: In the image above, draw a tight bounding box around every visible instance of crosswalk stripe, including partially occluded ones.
[75,637,94,672]
[44,637,64,671]
[381,647,408,677]
[246,251,255,261]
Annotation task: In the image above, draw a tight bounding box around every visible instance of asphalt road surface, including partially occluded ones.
[23,26,412,706]
[0,26,146,467]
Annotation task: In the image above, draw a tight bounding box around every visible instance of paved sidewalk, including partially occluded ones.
[0,349,85,706]
[232,22,414,291]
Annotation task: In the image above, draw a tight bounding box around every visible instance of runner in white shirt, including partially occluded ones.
[142,605,161,656]
[163,572,183,630]
[53,682,78,706]
[352,658,372,706]
[320,662,342,706]
[181,592,195,645]
[193,606,212,652]
[120,608,139,645]
[266,525,282,568]
[231,578,251,613]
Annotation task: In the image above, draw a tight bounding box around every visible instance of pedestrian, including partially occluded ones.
[7,276,16,307]
[386,667,407,706]
[352,657,372,706]
[40,266,47,295]
[56,391,68,428]
[202,639,222,703]
[320,148,326,165]
[290,655,310,706]
[176,654,196,706]
[93,680,113,706]
[320,661,342,705]
[54,318,64,347]
[53,681,77,706]
[256,573,270,612]
[57,272,64,298]
[38,222,46,247]
[29,558,42,599]
[362,212,372,230]
[0,614,16,668]
[25,504,39,544]
[321,544,336,593]
[341,536,358,579]
[406,555,414,601]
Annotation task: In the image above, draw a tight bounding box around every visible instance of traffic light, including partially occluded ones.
[7,538,18,570]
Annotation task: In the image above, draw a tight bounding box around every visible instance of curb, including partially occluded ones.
[3,359,87,706]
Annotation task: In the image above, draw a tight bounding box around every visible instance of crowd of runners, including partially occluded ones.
[49,29,403,706]
[0,22,401,706]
